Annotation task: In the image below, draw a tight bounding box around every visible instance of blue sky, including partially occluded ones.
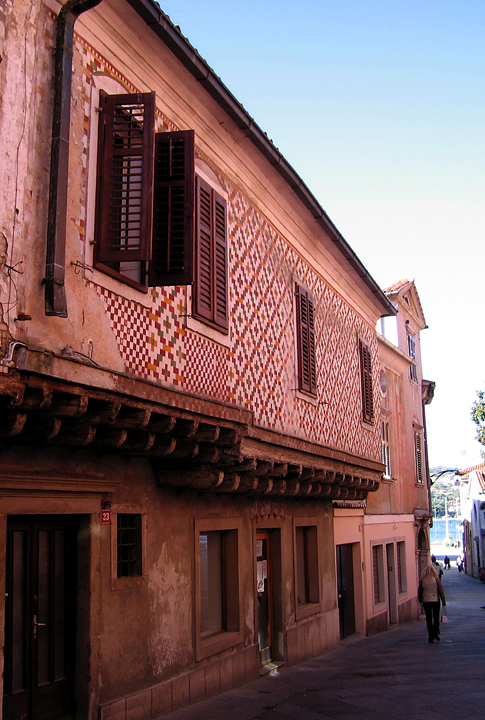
[160,0,485,469]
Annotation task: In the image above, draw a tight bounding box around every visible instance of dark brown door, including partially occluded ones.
[4,516,77,720]
[336,543,355,639]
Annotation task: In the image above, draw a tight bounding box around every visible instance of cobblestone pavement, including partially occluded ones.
[159,566,485,720]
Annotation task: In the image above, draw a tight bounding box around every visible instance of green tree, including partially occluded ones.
[431,480,459,519]
[471,390,485,451]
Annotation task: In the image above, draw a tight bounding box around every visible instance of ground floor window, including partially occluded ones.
[195,518,243,660]
[294,521,320,620]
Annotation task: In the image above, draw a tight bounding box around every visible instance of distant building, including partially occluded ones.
[457,464,485,576]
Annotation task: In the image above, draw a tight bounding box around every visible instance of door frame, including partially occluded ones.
[0,501,102,720]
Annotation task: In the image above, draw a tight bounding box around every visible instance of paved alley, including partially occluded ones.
[160,567,485,720]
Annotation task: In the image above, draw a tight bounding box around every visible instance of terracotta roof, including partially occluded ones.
[383,279,412,294]
[457,463,485,476]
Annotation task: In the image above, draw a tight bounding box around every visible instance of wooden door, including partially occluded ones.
[3,516,77,720]
[256,531,272,665]
[336,543,355,639]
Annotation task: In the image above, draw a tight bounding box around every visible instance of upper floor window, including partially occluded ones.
[295,284,317,396]
[414,430,424,483]
[381,419,391,478]
[94,91,228,333]
[359,340,374,423]
[407,333,418,382]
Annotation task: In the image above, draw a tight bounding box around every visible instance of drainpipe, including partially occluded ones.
[44,0,103,316]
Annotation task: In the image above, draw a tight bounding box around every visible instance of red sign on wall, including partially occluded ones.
[101,509,111,525]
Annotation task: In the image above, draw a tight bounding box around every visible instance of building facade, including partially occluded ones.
[458,464,485,577]
[0,2,432,719]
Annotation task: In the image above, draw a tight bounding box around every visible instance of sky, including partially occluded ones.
[159,0,485,470]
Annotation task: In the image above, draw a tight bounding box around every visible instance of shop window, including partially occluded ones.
[294,523,320,620]
[195,519,243,660]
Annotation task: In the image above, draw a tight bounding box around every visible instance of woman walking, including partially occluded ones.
[418,564,446,643]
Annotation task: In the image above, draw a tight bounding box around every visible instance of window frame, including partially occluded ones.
[381,418,392,479]
[295,283,317,397]
[371,543,385,608]
[293,519,321,621]
[194,518,243,661]
[407,333,418,382]
[110,508,146,591]
[94,91,156,292]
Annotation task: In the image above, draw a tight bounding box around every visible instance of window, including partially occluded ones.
[372,544,385,604]
[359,340,374,423]
[294,523,320,620]
[117,513,142,577]
[381,419,391,478]
[195,520,242,660]
[95,93,229,332]
[397,541,407,593]
[414,431,424,483]
[407,333,418,382]
[295,284,317,396]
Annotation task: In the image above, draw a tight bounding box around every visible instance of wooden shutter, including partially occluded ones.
[295,284,317,395]
[415,432,423,482]
[194,177,228,332]
[97,91,155,264]
[149,130,195,286]
[359,340,374,423]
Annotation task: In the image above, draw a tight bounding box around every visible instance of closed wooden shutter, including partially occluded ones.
[194,177,228,332]
[149,130,195,286]
[415,432,423,483]
[97,91,155,264]
[295,284,317,395]
[359,340,374,423]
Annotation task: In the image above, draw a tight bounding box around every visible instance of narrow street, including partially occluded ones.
[160,567,485,720]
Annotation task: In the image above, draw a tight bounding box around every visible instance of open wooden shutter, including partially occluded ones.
[213,192,228,331]
[149,130,195,286]
[296,284,317,395]
[359,340,374,423]
[97,91,155,264]
[194,177,228,332]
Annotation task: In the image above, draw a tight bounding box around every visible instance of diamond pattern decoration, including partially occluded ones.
[78,39,380,462]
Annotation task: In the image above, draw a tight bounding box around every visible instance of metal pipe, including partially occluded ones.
[44,0,103,317]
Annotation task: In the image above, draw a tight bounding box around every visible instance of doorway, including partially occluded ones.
[336,543,355,639]
[3,516,78,720]
[256,531,272,665]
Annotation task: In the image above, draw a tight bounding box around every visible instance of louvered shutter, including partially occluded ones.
[149,130,195,286]
[213,192,228,331]
[194,177,228,332]
[296,284,317,395]
[360,341,374,423]
[97,91,155,264]
[415,432,423,482]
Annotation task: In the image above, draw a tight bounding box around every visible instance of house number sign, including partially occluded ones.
[101,509,111,524]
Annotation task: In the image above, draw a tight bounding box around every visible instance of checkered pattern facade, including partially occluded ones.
[73,33,381,462]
